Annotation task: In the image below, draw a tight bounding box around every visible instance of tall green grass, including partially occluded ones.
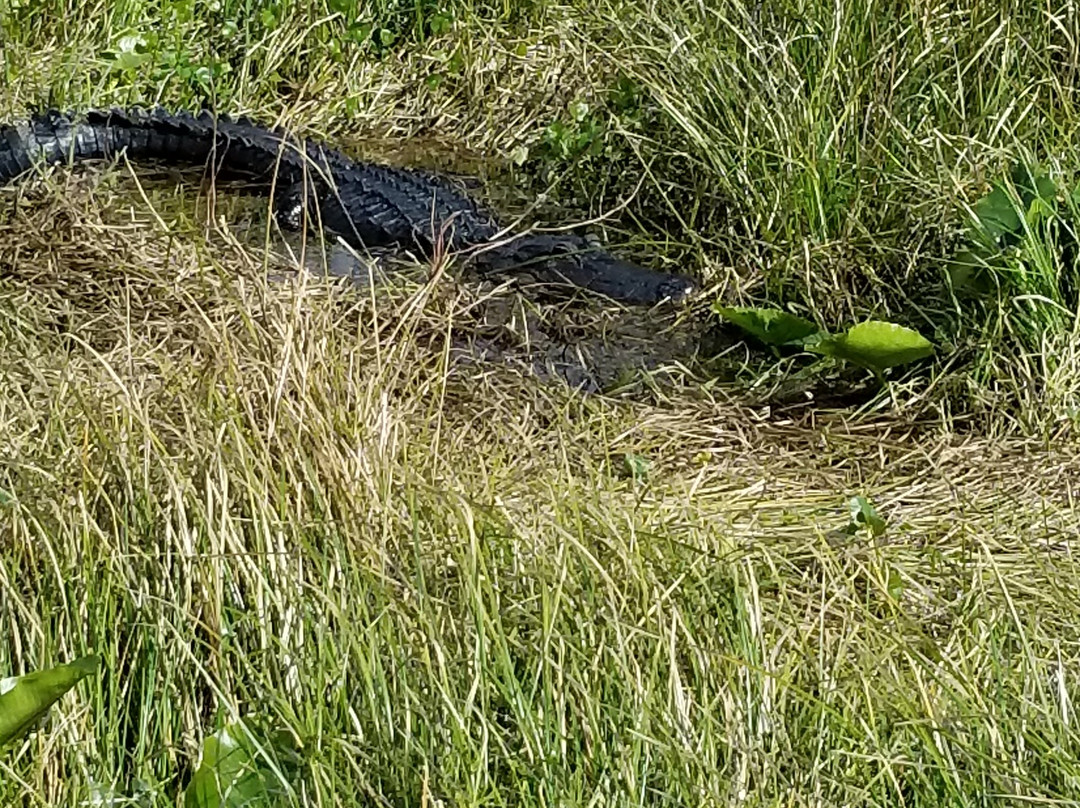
[4,0,1076,318]
[4,212,1080,804]
[5,1,1080,805]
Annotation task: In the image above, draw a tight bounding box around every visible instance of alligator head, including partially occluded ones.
[477,233,698,306]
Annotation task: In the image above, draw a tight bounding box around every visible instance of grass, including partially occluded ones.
[5,0,1080,805]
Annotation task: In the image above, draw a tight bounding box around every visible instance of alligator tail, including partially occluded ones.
[0,108,311,186]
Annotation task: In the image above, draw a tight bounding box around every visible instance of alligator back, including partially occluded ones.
[0,107,500,250]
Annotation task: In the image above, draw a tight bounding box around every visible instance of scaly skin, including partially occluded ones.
[0,107,697,305]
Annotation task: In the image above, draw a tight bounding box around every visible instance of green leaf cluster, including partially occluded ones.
[713,305,934,378]
[184,719,303,808]
[949,162,1080,304]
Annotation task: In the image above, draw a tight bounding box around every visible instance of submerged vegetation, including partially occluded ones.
[4,0,1080,805]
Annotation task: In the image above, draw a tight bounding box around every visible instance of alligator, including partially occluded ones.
[0,107,697,305]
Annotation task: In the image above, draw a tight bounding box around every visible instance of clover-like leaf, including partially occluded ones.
[845,495,888,538]
[620,452,649,481]
[973,184,1022,245]
[1011,163,1057,213]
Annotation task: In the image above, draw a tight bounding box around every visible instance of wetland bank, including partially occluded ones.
[4,2,1080,806]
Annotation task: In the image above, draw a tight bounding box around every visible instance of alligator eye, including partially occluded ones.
[659,276,698,303]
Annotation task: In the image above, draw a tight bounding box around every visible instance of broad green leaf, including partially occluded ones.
[184,719,301,808]
[712,305,822,346]
[0,655,100,747]
[810,321,934,371]
[973,184,1022,244]
[1011,163,1057,212]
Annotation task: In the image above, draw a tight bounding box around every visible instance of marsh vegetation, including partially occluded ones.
[4,1,1080,805]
